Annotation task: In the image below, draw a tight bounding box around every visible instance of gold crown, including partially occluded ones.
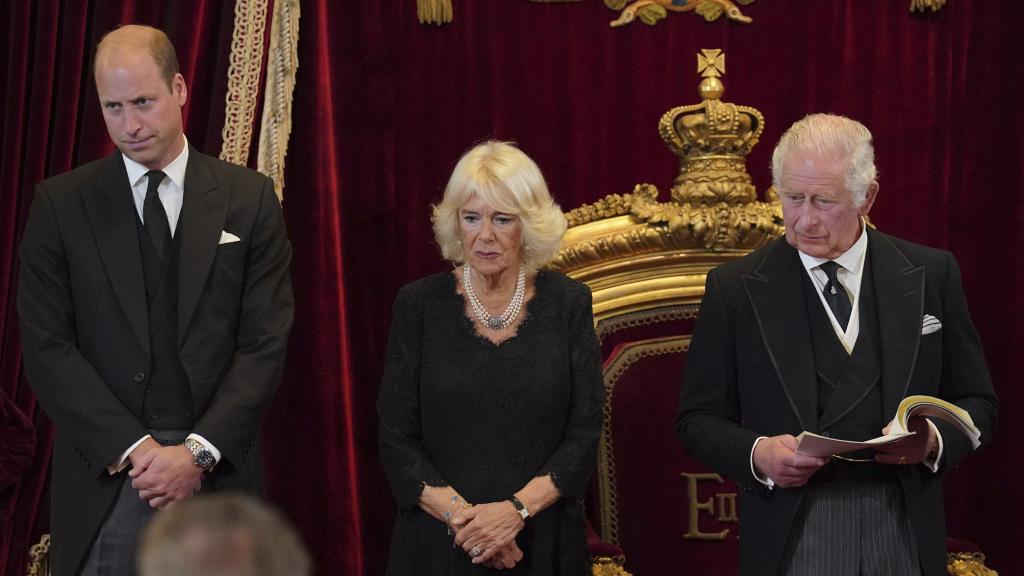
[551,50,782,319]
[658,49,764,205]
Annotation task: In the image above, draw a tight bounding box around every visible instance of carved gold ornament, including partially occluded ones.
[591,555,634,576]
[946,552,998,576]
[607,0,755,28]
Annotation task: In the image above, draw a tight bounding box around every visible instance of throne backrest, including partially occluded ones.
[549,50,781,574]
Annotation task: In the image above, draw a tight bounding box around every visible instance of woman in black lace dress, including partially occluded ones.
[378,141,604,575]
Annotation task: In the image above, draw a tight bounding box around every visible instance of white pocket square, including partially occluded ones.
[218,231,241,245]
[922,314,942,335]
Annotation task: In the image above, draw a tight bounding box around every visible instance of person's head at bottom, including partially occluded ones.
[137,493,311,576]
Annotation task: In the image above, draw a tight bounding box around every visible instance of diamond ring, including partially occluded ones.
[469,545,483,557]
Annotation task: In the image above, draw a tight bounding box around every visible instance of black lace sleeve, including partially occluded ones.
[537,283,605,500]
[378,283,447,509]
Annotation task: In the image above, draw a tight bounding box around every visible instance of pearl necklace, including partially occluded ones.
[463,264,526,330]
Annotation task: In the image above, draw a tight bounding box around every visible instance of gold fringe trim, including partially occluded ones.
[258,0,301,201]
[220,0,270,167]
[418,0,453,25]
[910,0,946,12]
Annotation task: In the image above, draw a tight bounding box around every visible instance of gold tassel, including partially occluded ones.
[910,0,946,12]
[418,0,453,25]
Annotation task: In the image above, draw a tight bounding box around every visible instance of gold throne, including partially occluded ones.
[553,48,780,576]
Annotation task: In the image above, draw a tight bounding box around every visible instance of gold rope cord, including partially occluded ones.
[258,0,300,201]
[220,0,269,167]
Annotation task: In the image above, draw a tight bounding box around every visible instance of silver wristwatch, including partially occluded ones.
[183,438,215,471]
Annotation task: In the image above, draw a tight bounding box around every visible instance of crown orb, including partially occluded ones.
[698,77,724,100]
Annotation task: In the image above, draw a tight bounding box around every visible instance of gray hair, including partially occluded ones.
[432,141,567,268]
[771,113,877,207]
[138,494,311,576]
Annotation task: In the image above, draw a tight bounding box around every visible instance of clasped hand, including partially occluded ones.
[452,501,525,568]
[128,439,202,509]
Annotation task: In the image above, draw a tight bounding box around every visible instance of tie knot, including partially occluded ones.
[819,260,842,280]
[145,170,166,197]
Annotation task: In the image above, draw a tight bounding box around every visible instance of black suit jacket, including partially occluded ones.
[18,148,294,576]
[676,228,997,576]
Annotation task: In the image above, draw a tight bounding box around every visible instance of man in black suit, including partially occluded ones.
[676,114,997,576]
[18,25,293,576]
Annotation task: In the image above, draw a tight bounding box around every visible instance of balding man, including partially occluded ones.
[676,114,997,575]
[18,25,294,575]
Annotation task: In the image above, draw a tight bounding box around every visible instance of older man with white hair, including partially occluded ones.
[677,113,998,576]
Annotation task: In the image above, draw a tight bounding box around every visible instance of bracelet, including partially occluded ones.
[444,495,473,537]
[506,495,530,520]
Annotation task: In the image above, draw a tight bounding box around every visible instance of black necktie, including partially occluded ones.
[143,170,171,262]
[819,260,852,331]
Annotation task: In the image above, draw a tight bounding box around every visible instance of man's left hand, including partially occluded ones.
[130,444,203,508]
[874,416,936,466]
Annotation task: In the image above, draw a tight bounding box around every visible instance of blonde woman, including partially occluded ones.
[379,141,604,574]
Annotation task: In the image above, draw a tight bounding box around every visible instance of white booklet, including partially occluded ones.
[794,395,981,458]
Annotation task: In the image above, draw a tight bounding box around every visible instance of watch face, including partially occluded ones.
[195,450,215,470]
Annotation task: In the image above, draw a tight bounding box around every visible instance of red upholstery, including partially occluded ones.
[587,520,624,559]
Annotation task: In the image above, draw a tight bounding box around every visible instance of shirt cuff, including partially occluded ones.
[750,436,775,489]
[921,419,944,473]
[187,433,222,465]
[108,435,152,475]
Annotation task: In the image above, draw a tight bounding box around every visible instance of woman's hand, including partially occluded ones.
[482,540,525,570]
[451,501,524,564]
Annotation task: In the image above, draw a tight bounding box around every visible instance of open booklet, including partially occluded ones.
[794,395,982,458]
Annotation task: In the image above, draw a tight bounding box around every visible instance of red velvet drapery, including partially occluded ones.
[2,1,1022,575]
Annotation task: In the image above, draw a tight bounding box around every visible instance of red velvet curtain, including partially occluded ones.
[0,2,236,573]
[2,1,1022,575]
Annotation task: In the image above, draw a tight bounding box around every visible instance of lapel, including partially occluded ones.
[866,228,926,418]
[742,238,819,432]
[83,152,149,355]
[176,149,229,346]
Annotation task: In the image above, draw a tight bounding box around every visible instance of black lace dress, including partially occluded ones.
[379,270,604,575]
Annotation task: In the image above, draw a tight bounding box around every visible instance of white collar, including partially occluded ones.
[122,136,190,189]
[798,221,869,274]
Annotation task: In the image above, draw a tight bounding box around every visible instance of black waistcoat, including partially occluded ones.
[801,261,884,442]
[136,215,194,430]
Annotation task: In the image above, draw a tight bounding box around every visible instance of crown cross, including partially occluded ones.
[697,49,725,78]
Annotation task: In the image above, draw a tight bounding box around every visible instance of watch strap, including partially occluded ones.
[183,438,215,471]
[507,495,530,520]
